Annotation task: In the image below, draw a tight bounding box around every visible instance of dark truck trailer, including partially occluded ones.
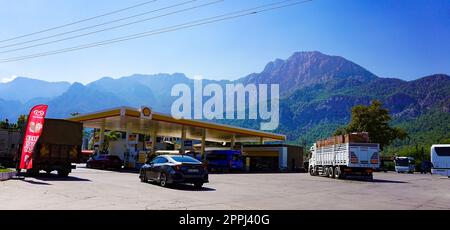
[19,119,83,177]
[0,129,21,167]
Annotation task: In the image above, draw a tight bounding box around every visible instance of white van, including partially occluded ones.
[431,144,450,177]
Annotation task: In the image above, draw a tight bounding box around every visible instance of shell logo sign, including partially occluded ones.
[140,106,152,119]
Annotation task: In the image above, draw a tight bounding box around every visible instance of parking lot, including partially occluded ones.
[1,165,450,210]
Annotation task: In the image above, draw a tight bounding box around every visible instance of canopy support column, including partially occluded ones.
[231,134,236,150]
[151,127,158,157]
[125,122,135,168]
[98,122,105,153]
[201,129,206,159]
[180,126,186,154]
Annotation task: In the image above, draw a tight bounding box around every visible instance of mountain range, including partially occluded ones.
[1,51,449,153]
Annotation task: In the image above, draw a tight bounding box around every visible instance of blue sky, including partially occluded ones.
[0,0,449,84]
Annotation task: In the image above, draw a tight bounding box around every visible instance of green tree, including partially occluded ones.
[16,115,27,131]
[335,100,408,150]
[0,119,10,129]
[102,131,122,152]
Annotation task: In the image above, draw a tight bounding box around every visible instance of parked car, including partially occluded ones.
[80,150,94,163]
[86,155,123,170]
[139,155,208,188]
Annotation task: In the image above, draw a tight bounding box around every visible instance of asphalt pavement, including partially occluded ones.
[0,164,449,210]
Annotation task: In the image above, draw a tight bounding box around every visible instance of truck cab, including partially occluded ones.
[308,145,316,175]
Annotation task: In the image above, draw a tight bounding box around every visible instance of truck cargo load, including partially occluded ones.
[309,133,380,180]
[315,132,370,148]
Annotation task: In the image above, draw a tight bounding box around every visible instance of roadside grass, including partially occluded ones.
[0,167,14,173]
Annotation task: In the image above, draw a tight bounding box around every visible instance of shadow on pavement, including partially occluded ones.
[38,176,91,182]
[142,181,216,191]
[117,169,140,174]
[21,179,52,186]
[25,174,91,182]
[370,179,408,183]
[209,171,305,175]
[166,184,216,192]
[344,178,408,184]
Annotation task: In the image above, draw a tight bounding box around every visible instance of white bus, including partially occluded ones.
[431,144,450,177]
[394,156,415,173]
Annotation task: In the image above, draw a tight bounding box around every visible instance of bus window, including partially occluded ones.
[435,147,450,156]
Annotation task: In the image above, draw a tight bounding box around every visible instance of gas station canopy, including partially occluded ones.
[67,106,286,143]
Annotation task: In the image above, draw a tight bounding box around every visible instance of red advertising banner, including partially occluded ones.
[19,105,48,170]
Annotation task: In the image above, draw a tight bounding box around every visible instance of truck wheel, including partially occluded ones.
[335,167,341,179]
[57,169,69,177]
[329,167,335,178]
[309,167,315,176]
[27,169,39,177]
[324,167,329,177]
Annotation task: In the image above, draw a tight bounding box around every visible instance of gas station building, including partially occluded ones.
[68,106,293,170]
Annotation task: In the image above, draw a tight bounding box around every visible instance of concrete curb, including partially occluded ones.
[0,171,17,181]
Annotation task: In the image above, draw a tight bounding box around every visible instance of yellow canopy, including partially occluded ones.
[67,106,285,143]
